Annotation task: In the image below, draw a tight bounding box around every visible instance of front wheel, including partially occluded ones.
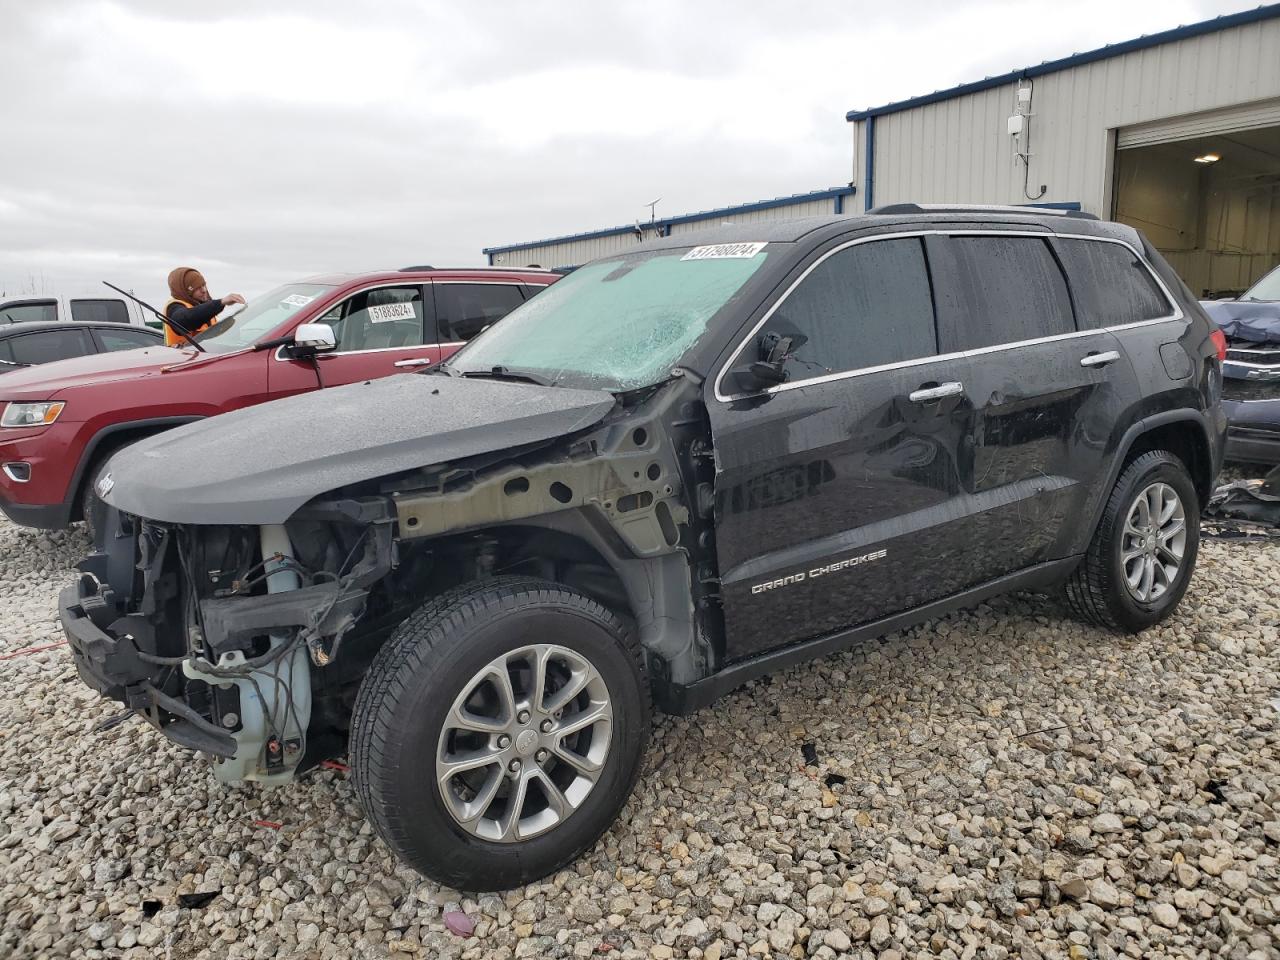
[350,577,650,890]
[1064,450,1200,633]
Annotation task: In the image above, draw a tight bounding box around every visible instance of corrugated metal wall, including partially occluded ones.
[488,196,846,269]
[861,16,1280,214]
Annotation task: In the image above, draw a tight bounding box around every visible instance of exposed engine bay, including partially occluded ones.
[59,377,723,782]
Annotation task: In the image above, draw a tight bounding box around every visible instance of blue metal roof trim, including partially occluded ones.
[483,185,856,256]
[845,4,1280,122]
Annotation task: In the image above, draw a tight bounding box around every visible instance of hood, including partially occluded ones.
[1201,298,1280,335]
[0,345,200,400]
[102,374,617,525]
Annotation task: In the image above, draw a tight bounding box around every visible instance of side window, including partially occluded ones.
[437,284,526,342]
[0,341,15,365]
[315,286,424,352]
[8,329,93,365]
[94,328,160,352]
[765,237,936,380]
[928,236,1074,353]
[1052,238,1173,329]
[70,299,129,324]
[0,300,57,324]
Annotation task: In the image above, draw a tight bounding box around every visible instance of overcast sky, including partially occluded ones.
[0,0,1258,306]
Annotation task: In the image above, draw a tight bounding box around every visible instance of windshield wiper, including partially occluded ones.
[460,365,554,387]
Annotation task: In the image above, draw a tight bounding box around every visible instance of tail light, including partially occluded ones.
[1209,328,1227,362]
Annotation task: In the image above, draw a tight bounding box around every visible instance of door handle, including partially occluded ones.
[394,358,435,368]
[908,381,964,403]
[1080,350,1120,368]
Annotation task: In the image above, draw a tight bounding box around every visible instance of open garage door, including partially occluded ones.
[1114,102,1280,298]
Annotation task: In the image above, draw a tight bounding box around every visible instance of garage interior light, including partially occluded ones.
[1193,152,1221,163]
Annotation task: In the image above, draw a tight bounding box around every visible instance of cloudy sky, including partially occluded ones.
[0,0,1257,306]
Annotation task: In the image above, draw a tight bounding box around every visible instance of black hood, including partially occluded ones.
[101,374,616,525]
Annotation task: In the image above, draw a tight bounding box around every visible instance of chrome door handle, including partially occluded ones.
[393,358,435,368]
[1080,350,1120,368]
[908,381,964,402]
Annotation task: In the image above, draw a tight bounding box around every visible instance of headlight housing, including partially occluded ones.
[1,401,66,428]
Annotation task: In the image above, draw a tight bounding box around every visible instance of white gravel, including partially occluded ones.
[0,499,1277,960]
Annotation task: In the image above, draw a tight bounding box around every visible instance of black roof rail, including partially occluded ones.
[869,203,1100,221]
[398,264,435,271]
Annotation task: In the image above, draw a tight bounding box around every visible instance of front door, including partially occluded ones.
[270,283,443,393]
[709,234,981,661]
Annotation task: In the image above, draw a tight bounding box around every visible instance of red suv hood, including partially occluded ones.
[0,346,211,401]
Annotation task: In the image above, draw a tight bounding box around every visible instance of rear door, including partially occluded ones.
[925,231,1140,570]
[90,325,163,354]
[433,281,530,360]
[709,234,981,660]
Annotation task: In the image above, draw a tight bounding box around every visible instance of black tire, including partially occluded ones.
[1064,450,1200,633]
[81,462,107,544]
[350,576,650,890]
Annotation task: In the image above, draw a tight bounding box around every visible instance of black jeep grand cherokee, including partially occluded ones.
[61,207,1226,890]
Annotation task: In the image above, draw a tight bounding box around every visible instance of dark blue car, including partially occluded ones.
[1203,264,1280,464]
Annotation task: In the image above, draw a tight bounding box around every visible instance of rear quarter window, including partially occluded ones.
[1051,238,1173,329]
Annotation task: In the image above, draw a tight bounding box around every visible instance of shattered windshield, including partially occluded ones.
[1242,264,1280,302]
[193,283,335,353]
[445,246,770,390]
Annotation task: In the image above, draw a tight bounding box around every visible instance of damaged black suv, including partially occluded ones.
[60,207,1226,890]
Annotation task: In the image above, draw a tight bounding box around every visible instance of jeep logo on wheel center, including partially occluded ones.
[58,208,1225,890]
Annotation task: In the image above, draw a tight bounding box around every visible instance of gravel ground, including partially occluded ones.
[1,485,1277,960]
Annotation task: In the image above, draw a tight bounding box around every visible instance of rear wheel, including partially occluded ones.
[350,577,649,890]
[1064,450,1200,632]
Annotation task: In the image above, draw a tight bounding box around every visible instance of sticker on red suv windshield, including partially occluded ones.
[281,294,314,308]
[368,303,417,323]
[681,242,767,261]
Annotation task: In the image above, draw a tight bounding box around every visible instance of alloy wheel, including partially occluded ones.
[1120,481,1186,603]
[436,643,613,842]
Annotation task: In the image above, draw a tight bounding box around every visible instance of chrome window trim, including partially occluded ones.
[712,229,1184,403]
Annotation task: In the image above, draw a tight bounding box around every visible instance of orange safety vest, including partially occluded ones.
[163,298,221,346]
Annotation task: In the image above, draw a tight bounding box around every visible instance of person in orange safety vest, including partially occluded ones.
[163,267,245,346]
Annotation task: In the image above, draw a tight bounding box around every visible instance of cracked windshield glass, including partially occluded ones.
[447,247,770,390]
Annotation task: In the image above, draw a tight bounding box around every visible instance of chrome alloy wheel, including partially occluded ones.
[436,644,613,842]
[1120,481,1187,603]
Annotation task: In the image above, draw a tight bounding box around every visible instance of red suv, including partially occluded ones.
[0,267,557,531]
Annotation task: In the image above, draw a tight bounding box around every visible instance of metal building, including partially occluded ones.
[847,4,1280,296]
[483,186,855,270]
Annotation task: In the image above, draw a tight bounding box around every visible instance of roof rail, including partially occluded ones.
[397,265,559,273]
[869,203,1100,221]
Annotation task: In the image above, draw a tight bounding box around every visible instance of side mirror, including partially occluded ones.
[292,323,337,354]
[726,331,800,393]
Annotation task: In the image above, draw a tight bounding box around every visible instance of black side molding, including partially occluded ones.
[653,556,1081,715]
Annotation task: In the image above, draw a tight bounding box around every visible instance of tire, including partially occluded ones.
[1064,450,1200,633]
[81,462,107,544]
[350,577,650,890]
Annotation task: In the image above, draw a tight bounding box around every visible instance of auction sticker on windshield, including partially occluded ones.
[368,303,417,323]
[681,242,767,261]
[281,294,315,308]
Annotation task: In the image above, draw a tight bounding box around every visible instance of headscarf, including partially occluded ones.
[167,267,207,303]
